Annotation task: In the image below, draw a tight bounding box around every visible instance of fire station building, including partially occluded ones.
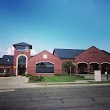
[0,42,110,75]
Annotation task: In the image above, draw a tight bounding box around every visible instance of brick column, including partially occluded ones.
[75,63,78,74]
[87,64,90,74]
[99,63,101,70]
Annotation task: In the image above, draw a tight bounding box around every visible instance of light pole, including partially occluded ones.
[70,67,72,77]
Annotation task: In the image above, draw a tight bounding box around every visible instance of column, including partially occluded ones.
[87,64,90,74]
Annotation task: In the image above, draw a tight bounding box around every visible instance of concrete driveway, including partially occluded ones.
[0,76,37,89]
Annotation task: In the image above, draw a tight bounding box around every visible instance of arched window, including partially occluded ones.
[36,62,54,73]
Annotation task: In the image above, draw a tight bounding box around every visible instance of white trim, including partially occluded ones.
[89,62,100,64]
[16,54,28,76]
[101,62,110,64]
[36,61,54,65]
[77,62,88,64]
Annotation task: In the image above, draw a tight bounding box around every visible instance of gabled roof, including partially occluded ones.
[53,48,110,59]
[0,55,14,65]
[101,50,110,56]
[53,49,85,59]
[13,42,32,49]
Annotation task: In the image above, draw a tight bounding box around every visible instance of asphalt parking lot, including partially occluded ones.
[0,85,110,110]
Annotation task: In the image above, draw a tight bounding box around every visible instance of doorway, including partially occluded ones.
[18,56,26,75]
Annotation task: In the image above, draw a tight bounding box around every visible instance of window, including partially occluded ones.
[6,68,10,73]
[0,68,4,73]
[16,46,29,51]
[36,62,54,73]
[43,54,47,59]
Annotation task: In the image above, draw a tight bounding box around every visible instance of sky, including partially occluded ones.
[0,0,110,57]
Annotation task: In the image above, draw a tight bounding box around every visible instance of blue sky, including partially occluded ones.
[0,0,110,57]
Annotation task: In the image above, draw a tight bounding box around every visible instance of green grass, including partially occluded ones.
[43,75,87,82]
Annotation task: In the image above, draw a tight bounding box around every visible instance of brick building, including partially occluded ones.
[0,42,110,75]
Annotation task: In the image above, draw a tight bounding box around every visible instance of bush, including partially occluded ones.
[62,60,75,73]
[54,74,62,76]
[0,73,4,77]
[21,74,26,76]
[3,73,10,77]
[73,75,84,78]
[26,74,33,77]
[10,74,16,77]
[29,75,44,82]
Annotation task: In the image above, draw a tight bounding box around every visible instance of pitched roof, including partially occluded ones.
[0,55,14,65]
[54,48,110,59]
[53,49,85,59]
[13,42,32,49]
[101,50,110,56]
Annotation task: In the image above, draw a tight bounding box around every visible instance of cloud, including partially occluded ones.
[7,46,37,56]
[31,49,37,56]
[7,46,14,55]
[0,46,37,57]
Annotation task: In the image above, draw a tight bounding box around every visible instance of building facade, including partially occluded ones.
[0,42,110,75]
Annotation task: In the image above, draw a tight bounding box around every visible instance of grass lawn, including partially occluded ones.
[43,75,87,82]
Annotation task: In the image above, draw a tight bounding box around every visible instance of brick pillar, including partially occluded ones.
[99,63,101,70]
[75,63,78,74]
[87,64,90,74]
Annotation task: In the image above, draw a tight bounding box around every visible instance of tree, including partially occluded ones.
[62,60,75,74]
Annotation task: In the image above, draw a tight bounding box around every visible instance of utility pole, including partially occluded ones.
[70,67,72,77]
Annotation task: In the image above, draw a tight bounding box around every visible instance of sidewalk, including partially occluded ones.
[0,76,110,90]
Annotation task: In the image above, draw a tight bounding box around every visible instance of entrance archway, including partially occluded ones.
[17,55,27,75]
[78,63,87,74]
[101,63,110,74]
[90,63,99,73]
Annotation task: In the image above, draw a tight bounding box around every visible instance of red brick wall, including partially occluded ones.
[13,49,31,74]
[27,50,62,75]
[75,46,110,64]
[75,46,110,73]
[0,65,13,74]
[53,52,59,58]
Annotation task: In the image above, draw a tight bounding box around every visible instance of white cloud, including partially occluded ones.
[31,49,37,56]
[7,46,14,55]
[0,46,37,57]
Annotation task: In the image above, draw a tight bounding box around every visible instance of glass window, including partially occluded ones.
[15,46,29,51]
[36,62,54,73]
[6,68,10,73]
[0,68,4,73]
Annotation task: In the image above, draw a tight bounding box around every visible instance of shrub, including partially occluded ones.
[29,75,44,82]
[73,75,84,78]
[0,73,4,77]
[39,76,44,80]
[54,74,62,76]
[62,60,75,73]
[10,74,16,77]
[26,74,33,77]
[3,73,10,77]
[21,74,26,76]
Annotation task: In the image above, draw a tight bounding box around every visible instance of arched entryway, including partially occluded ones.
[101,62,110,74]
[36,62,54,73]
[78,62,87,74]
[90,62,99,73]
[16,55,27,75]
